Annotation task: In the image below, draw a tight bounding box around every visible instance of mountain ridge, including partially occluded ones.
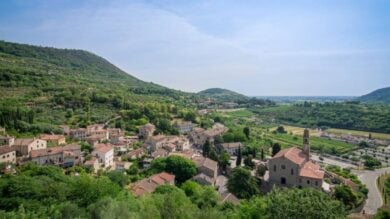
[356,87,390,104]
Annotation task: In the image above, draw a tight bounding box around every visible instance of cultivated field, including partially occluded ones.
[327,128,390,141]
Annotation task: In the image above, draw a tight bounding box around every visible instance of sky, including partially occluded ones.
[0,0,390,96]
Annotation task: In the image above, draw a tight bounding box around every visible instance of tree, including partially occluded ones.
[219,151,231,171]
[227,167,259,199]
[208,148,219,162]
[243,127,250,139]
[203,140,211,157]
[236,146,242,166]
[276,126,286,133]
[272,143,281,156]
[151,156,197,184]
[334,185,359,209]
[266,188,345,219]
[244,155,255,169]
[260,148,265,160]
[256,164,267,177]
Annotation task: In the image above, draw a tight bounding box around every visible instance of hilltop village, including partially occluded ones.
[1,114,366,207]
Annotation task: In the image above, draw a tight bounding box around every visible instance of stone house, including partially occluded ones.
[0,136,14,146]
[12,138,47,157]
[40,134,66,146]
[173,121,194,134]
[192,156,218,186]
[218,142,242,155]
[139,123,156,139]
[131,172,175,196]
[0,146,16,164]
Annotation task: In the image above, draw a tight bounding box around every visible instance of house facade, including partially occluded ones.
[40,134,66,146]
[92,144,114,168]
[12,138,47,157]
[0,146,16,164]
[139,123,156,139]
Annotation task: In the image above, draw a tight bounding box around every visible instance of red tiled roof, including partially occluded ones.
[299,161,324,179]
[131,172,175,196]
[272,147,307,165]
[0,146,14,155]
[40,134,65,141]
[93,144,113,154]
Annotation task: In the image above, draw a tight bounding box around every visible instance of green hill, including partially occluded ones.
[0,40,188,133]
[197,88,248,102]
[357,87,390,104]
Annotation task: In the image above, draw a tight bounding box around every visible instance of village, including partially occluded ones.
[0,114,372,213]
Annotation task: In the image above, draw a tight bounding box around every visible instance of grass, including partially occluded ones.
[378,174,390,206]
[270,125,322,136]
[225,109,254,118]
[265,132,358,155]
[328,128,390,141]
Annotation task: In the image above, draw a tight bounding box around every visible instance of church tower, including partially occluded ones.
[303,129,310,159]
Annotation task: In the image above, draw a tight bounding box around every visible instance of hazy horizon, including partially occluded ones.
[1,0,389,96]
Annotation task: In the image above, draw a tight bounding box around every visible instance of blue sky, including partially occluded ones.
[1,0,390,96]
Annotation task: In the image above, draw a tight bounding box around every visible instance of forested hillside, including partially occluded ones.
[198,88,248,102]
[357,87,390,104]
[251,102,390,133]
[0,40,190,134]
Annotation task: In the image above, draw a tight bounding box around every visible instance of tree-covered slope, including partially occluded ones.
[0,40,189,133]
[197,88,249,102]
[357,87,390,104]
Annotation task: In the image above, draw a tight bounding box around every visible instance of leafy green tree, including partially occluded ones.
[236,146,242,166]
[334,185,359,209]
[227,167,259,199]
[276,126,286,133]
[243,127,250,139]
[151,156,197,185]
[219,151,231,171]
[266,188,345,219]
[272,143,281,156]
[208,148,219,162]
[203,140,211,157]
[244,155,255,169]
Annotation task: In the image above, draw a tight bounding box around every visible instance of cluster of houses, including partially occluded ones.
[0,121,330,205]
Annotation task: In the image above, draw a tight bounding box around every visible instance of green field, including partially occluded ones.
[266,132,358,155]
[328,128,390,141]
[225,109,254,118]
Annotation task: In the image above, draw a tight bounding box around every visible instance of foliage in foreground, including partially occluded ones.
[0,163,346,218]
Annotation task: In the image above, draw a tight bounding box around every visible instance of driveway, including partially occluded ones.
[353,167,390,215]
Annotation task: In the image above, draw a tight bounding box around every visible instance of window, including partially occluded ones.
[307,180,310,185]
[281,165,286,170]
[291,168,294,175]
[274,165,277,172]
[315,181,318,186]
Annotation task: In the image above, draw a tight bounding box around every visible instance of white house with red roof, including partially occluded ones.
[268,129,325,189]
[92,143,114,168]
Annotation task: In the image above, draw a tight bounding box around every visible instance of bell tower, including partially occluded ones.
[303,129,310,159]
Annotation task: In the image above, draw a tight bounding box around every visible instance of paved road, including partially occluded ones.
[353,167,390,215]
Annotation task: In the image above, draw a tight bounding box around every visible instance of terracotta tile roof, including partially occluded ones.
[151,148,169,158]
[30,147,66,158]
[127,148,144,156]
[272,147,307,165]
[40,134,65,141]
[13,138,35,146]
[63,144,81,151]
[93,144,113,154]
[0,146,14,155]
[131,172,175,196]
[192,156,218,171]
[84,157,98,165]
[299,161,324,179]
